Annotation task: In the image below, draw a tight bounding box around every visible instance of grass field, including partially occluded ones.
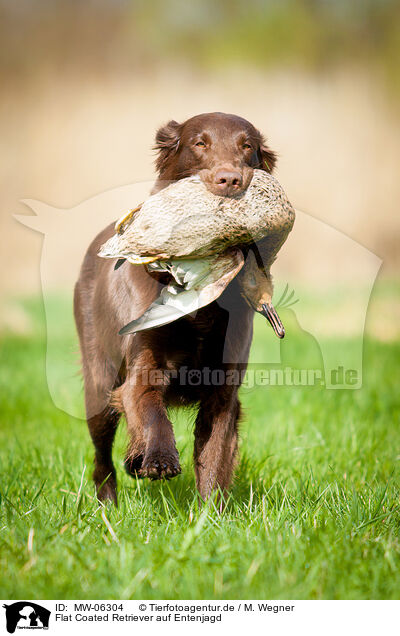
[0,293,399,600]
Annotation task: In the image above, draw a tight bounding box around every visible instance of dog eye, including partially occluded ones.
[195,141,206,148]
[243,143,252,150]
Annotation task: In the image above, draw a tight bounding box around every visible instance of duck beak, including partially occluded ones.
[261,303,285,339]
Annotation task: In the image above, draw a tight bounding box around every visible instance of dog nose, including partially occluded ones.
[214,169,243,195]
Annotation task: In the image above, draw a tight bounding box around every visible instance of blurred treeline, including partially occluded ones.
[1,0,399,95]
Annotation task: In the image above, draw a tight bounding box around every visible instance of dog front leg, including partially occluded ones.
[119,368,181,480]
[194,388,241,500]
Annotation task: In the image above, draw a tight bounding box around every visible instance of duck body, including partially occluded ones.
[98,169,295,336]
[99,170,294,263]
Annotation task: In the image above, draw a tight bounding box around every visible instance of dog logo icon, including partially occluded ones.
[3,602,50,633]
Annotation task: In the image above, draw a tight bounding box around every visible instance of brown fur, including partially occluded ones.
[74,112,276,503]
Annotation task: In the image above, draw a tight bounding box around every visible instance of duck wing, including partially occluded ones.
[119,247,244,334]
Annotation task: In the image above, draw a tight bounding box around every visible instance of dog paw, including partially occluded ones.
[140,449,181,480]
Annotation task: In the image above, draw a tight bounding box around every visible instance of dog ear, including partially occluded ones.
[154,120,182,174]
[257,137,277,174]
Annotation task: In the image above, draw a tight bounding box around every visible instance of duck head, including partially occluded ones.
[239,250,285,339]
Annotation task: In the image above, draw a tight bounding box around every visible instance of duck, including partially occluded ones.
[98,169,295,337]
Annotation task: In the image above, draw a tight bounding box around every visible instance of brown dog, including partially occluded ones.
[74,112,276,504]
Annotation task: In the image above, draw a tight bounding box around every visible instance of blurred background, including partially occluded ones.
[0,0,399,339]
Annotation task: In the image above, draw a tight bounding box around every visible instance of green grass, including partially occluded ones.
[0,294,399,600]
